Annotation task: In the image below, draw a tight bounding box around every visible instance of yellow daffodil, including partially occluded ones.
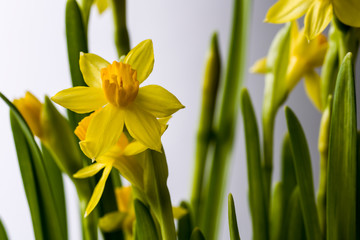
[251,23,328,110]
[13,92,43,139]
[265,0,360,40]
[52,39,184,159]
[73,112,171,217]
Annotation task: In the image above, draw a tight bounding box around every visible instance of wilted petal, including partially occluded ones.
[51,87,107,114]
[136,85,184,118]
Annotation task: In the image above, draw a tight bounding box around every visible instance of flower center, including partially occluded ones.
[101,61,139,107]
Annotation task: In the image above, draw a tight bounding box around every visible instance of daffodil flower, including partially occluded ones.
[265,0,360,39]
[73,112,171,217]
[52,39,184,159]
[251,23,328,110]
[13,92,43,139]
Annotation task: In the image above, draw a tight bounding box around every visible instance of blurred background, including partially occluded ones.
[0,0,359,239]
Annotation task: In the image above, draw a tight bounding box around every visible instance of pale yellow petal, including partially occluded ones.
[135,85,184,118]
[304,1,332,40]
[250,57,267,74]
[333,0,360,27]
[95,0,109,14]
[124,39,154,83]
[73,163,106,178]
[124,105,162,151]
[122,141,148,156]
[172,206,188,219]
[84,164,112,217]
[80,105,125,159]
[112,155,145,189]
[51,87,107,114]
[115,186,132,212]
[304,70,322,111]
[80,53,110,88]
[265,0,311,23]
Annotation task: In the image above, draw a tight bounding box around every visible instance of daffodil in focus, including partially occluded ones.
[13,92,43,139]
[52,39,184,160]
[265,0,360,40]
[251,23,328,109]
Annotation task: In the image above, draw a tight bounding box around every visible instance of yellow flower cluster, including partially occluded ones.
[51,39,184,216]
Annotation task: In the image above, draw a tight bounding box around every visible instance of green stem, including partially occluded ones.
[191,33,221,223]
[200,0,250,238]
[111,0,130,56]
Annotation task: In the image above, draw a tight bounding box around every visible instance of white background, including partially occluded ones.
[0,0,359,239]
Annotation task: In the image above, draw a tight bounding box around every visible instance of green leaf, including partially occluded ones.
[0,92,66,240]
[285,187,306,240]
[285,106,321,240]
[0,218,8,240]
[177,201,194,240]
[240,88,267,240]
[41,144,67,238]
[143,149,176,240]
[357,131,360,240]
[134,199,159,240]
[190,228,206,240]
[228,194,241,240]
[65,0,89,130]
[327,53,356,240]
[269,182,283,240]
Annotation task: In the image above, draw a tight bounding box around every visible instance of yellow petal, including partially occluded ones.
[265,0,311,23]
[304,1,332,40]
[135,85,185,118]
[13,92,43,138]
[333,0,360,27]
[304,70,322,111]
[115,186,132,212]
[124,105,162,151]
[80,105,125,159]
[73,163,106,178]
[250,57,267,74]
[85,164,112,217]
[112,155,145,189]
[95,0,109,14]
[74,113,94,141]
[124,39,154,83]
[122,141,148,156]
[172,206,188,219]
[80,53,110,88]
[51,87,107,114]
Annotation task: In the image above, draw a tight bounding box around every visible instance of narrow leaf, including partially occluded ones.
[269,182,283,240]
[134,199,159,240]
[285,106,321,240]
[1,92,66,240]
[0,218,8,240]
[190,228,206,240]
[65,0,89,129]
[177,201,194,240]
[240,88,267,240]
[327,53,356,240]
[357,131,360,240]
[228,194,241,240]
[285,187,306,240]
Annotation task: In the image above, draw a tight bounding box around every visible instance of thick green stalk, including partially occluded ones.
[200,0,250,238]
[191,32,221,221]
[111,0,130,56]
